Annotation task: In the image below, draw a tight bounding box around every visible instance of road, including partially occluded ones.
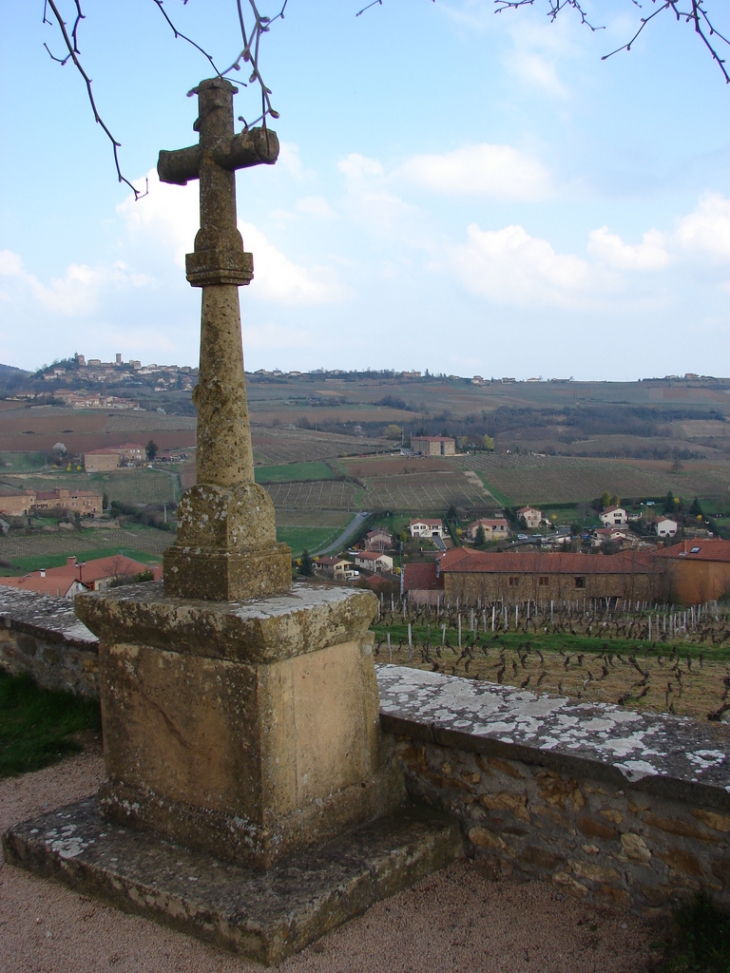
[312,511,370,556]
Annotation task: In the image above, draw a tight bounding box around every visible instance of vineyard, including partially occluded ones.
[264,479,360,510]
[361,471,492,513]
[371,599,730,721]
[457,454,730,506]
[251,428,387,465]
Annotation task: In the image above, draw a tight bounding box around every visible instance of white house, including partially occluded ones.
[353,551,394,574]
[409,518,445,539]
[653,517,678,538]
[599,505,628,527]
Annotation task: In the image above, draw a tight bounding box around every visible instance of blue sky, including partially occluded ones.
[1,1,729,380]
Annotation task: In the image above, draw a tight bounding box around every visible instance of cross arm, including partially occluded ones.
[158,127,280,186]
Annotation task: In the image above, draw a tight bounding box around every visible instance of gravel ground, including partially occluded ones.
[1,749,658,973]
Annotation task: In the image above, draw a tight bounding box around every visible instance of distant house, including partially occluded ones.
[32,488,102,517]
[84,442,146,472]
[590,527,633,550]
[0,488,36,517]
[653,517,678,538]
[365,528,393,552]
[654,539,730,604]
[402,562,444,606]
[466,518,510,542]
[409,518,445,539]
[313,556,353,580]
[517,506,542,529]
[352,551,394,574]
[599,506,628,527]
[0,554,161,600]
[410,436,456,457]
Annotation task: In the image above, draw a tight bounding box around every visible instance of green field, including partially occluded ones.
[0,451,46,472]
[277,525,348,557]
[255,461,335,484]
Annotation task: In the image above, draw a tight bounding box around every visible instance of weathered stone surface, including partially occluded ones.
[3,797,463,966]
[577,816,617,842]
[692,809,730,833]
[570,859,621,884]
[519,845,564,870]
[377,666,730,807]
[657,848,705,877]
[76,582,376,664]
[0,588,98,696]
[76,584,398,869]
[620,833,652,863]
[467,826,505,850]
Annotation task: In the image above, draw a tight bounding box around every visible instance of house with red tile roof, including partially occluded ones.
[409,518,445,539]
[654,539,730,604]
[0,555,161,600]
[352,551,394,574]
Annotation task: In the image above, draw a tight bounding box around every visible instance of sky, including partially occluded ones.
[1,1,730,381]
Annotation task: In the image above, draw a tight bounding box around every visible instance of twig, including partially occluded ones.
[42,0,147,198]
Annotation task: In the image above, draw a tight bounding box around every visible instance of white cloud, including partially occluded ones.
[398,143,551,200]
[509,52,569,98]
[116,171,344,305]
[451,223,594,306]
[588,226,670,271]
[240,223,346,306]
[674,194,730,260]
[116,170,198,267]
[338,154,385,181]
[0,249,150,316]
[295,195,337,219]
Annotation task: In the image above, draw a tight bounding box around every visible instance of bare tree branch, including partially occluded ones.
[42,0,148,198]
[494,1,730,83]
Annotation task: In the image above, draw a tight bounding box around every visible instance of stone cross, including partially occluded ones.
[158,78,291,601]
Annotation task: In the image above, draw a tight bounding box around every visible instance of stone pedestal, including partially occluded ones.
[75,581,403,870]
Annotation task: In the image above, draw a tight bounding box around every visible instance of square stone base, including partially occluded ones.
[3,797,464,966]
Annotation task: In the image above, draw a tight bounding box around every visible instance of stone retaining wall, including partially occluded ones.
[0,588,99,697]
[378,665,730,915]
[1,589,729,914]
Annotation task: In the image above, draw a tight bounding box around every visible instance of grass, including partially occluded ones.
[370,623,730,661]
[0,671,101,778]
[255,461,335,483]
[651,894,730,973]
[475,474,513,508]
[3,546,162,574]
[0,451,46,472]
[277,525,348,557]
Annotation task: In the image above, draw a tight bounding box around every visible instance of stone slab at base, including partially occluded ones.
[3,797,464,966]
[163,544,292,601]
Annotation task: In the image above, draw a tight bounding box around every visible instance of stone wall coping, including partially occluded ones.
[0,587,97,649]
[75,581,377,663]
[376,665,730,811]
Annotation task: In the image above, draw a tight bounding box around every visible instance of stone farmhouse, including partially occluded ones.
[410,435,456,457]
[0,487,102,518]
[437,548,660,605]
[599,505,628,527]
[409,518,446,539]
[84,442,146,472]
[654,538,730,604]
[466,517,510,542]
[0,488,36,517]
[517,506,542,529]
[402,562,443,606]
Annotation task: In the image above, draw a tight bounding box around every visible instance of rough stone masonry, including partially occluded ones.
[3,80,461,965]
[158,78,291,602]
